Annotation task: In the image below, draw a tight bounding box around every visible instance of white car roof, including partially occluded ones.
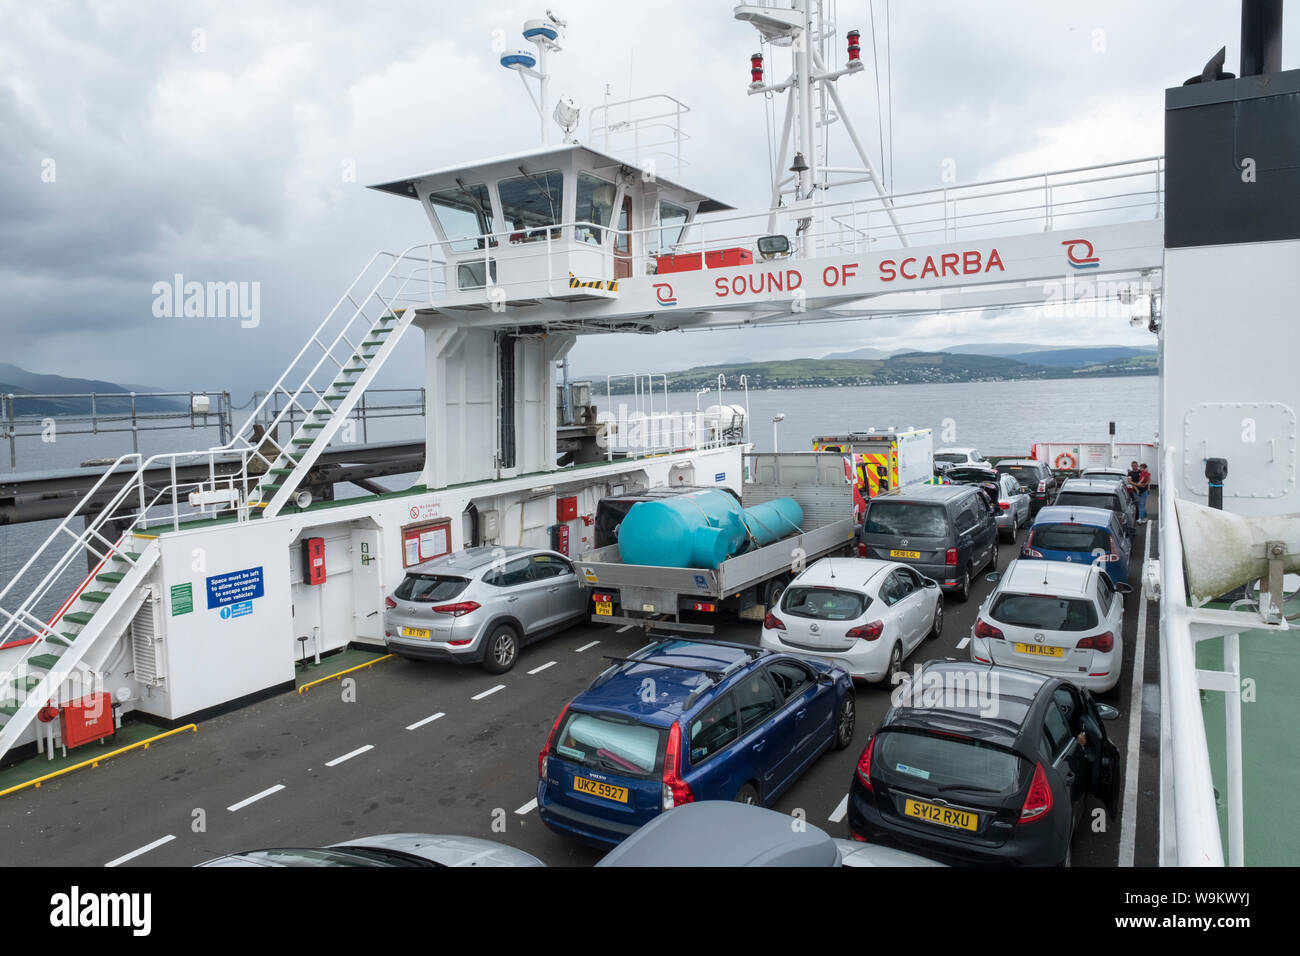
[794,557,893,591]
[1000,558,1098,596]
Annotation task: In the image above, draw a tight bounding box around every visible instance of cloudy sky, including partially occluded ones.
[2,0,1294,397]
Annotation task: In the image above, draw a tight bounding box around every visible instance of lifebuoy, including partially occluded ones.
[1054,452,1078,471]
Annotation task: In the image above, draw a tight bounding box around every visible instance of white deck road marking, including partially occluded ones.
[828,795,849,823]
[105,834,175,868]
[955,637,970,650]
[575,641,600,652]
[472,684,506,700]
[516,798,538,815]
[528,661,556,675]
[406,712,445,730]
[227,784,285,812]
[1119,524,1155,867]
[617,625,633,633]
[325,744,374,767]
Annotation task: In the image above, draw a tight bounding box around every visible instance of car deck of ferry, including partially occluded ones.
[0,513,1165,868]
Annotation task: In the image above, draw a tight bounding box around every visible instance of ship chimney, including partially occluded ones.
[1240,0,1283,76]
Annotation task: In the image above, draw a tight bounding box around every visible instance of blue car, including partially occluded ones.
[1021,505,1132,584]
[537,638,857,848]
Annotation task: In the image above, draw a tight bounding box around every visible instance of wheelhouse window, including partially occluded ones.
[651,200,689,255]
[575,173,617,244]
[499,169,564,242]
[427,183,495,253]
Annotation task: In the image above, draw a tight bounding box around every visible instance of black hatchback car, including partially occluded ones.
[856,485,999,602]
[847,660,1120,866]
[994,459,1058,513]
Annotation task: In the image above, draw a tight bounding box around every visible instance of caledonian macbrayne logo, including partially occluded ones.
[1062,238,1100,269]
[653,282,677,306]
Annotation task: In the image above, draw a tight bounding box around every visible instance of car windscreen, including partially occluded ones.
[394,575,470,602]
[554,710,665,779]
[782,586,870,620]
[990,593,1098,631]
[875,730,1027,796]
[1054,492,1121,513]
[1031,523,1111,552]
[864,503,949,537]
[998,466,1041,486]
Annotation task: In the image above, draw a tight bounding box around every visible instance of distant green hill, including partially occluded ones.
[0,363,183,417]
[596,350,1156,394]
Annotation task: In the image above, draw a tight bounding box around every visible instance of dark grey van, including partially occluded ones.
[856,485,999,601]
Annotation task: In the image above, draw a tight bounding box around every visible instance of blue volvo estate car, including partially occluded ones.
[1021,505,1132,585]
[537,638,856,847]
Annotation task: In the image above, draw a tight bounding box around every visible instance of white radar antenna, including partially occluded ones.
[499,10,578,146]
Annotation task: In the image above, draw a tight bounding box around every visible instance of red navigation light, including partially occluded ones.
[750,52,764,84]
[847,30,861,62]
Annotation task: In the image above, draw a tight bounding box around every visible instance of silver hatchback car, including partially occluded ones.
[384,547,588,673]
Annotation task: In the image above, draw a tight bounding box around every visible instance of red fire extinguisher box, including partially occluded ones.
[59,693,115,749]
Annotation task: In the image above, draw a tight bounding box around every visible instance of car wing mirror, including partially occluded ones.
[984,571,1001,583]
[1115,582,1133,595]
[1096,703,1120,721]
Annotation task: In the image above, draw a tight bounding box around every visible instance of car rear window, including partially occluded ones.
[934,453,967,464]
[394,575,470,602]
[864,503,949,537]
[782,586,870,620]
[999,466,1041,485]
[946,468,997,484]
[1032,523,1112,552]
[554,710,665,779]
[1054,492,1121,513]
[990,593,1098,631]
[876,730,1026,795]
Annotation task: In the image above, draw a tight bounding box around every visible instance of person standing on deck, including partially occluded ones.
[1136,463,1151,524]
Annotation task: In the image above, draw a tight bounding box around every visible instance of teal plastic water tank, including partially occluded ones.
[616,490,804,569]
[617,489,746,569]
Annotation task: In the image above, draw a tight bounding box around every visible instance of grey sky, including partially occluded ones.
[1,1,1292,397]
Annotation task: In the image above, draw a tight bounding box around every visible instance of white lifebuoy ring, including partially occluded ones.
[1054,452,1078,471]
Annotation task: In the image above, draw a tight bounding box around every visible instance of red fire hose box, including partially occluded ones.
[59,693,115,749]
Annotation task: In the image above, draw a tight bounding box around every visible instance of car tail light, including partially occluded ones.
[973,618,1004,640]
[448,639,472,646]
[945,547,958,566]
[1022,533,1043,558]
[1038,480,1047,493]
[855,735,875,790]
[998,501,1010,510]
[592,592,612,603]
[385,596,396,609]
[1108,535,1119,559]
[857,542,867,557]
[692,602,716,612]
[763,611,785,630]
[1019,762,1053,823]
[431,601,480,616]
[662,722,694,809]
[1077,631,1114,653]
[539,703,570,778]
[845,621,883,640]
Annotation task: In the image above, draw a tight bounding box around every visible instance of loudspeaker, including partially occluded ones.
[1178,499,1300,603]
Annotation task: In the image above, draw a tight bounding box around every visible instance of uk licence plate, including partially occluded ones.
[904,798,978,831]
[573,776,628,803]
[595,601,613,616]
[1015,643,1064,658]
[890,549,921,559]
[401,626,431,639]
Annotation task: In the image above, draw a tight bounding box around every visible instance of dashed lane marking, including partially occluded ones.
[828,795,849,823]
[955,637,970,650]
[227,784,285,812]
[325,745,374,767]
[472,684,506,701]
[575,641,600,652]
[528,661,556,675]
[406,712,445,730]
[106,834,175,868]
[516,798,538,815]
[617,625,633,633]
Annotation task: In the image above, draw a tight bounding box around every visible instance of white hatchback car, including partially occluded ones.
[968,558,1131,693]
[760,558,943,684]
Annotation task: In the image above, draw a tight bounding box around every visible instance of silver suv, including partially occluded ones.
[384,547,588,673]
